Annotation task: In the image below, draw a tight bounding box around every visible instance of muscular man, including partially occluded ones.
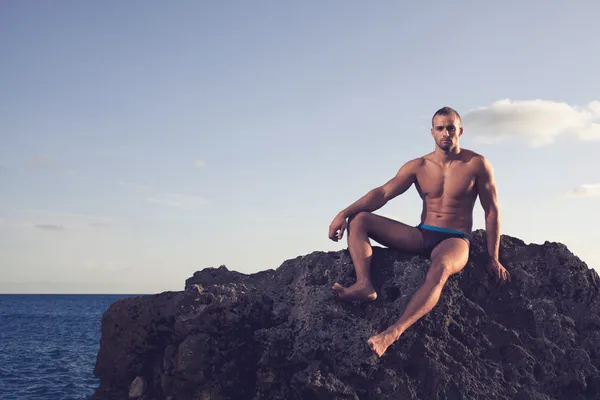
[327,106,511,357]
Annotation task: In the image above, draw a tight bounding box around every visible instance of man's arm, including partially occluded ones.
[339,159,419,219]
[476,156,500,260]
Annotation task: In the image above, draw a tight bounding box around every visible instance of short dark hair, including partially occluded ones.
[432,106,461,126]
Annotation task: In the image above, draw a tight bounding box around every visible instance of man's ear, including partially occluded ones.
[459,127,464,137]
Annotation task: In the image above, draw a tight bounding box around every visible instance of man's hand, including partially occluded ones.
[328,213,347,242]
[486,258,511,287]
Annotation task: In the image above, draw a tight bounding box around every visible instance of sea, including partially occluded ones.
[0,294,140,400]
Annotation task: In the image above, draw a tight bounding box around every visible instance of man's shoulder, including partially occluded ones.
[461,148,490,165]
[461,149,494,177]
[402,156,428,171]
[460,147,481,157]
[413,151,437,163]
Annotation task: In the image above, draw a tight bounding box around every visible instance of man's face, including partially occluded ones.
[431,114,463,152]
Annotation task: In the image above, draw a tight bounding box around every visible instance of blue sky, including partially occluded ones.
[1,1,599,293]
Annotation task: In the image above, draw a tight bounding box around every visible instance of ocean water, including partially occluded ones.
[0,294,139,400]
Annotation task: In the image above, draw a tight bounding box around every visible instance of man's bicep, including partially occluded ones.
[477,158,499,213]
[381,161,417,201]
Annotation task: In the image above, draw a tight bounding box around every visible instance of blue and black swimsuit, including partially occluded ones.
[416,223,472,254]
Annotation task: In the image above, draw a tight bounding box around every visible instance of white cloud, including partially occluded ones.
[462,99,600,147]
[82,259,128,272]
[25,209,114,224]
[195,160,206,168]
[147,193,207,208]
[119,181,207,209]
[0,216,29,231]
[564,183,600,199]
[25,156,76,176]
[89,222,111,229]
[119,181,152,192]
[3,209,115,232]
[27,155,59,169]
[35,224,64,231]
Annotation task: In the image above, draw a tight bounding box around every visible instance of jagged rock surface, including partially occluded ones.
[91,230,600,400]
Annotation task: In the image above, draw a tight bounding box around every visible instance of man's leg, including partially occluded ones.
[331,211,426,302]
[367,237,469,357]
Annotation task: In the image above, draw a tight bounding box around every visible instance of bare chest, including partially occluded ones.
[415,162,477,200]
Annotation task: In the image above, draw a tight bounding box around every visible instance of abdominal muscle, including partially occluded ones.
[419,196,476,234]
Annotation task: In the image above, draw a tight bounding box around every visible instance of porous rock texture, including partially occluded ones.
[91,230,600,400]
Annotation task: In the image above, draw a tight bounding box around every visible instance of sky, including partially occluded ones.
[1,0,600,294]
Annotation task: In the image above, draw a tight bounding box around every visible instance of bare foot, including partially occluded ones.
[331,282,377,302]
[367,329,399,357]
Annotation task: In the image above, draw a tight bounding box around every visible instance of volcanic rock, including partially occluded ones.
[91,230,600,399]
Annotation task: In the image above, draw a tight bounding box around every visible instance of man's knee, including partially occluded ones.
[426,259,455,285]
[348,211,371,231]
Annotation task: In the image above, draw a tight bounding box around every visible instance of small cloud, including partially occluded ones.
[0,217,28,231]
[119,182,208,209]
[463,99,600,147]
[147,193,207,208]
[19,209,114,231]
[26,156,75,175]
[28,156,58,169]
[82,260,98,270]
[82,260,132,272]
[119,181,151,192]
[35,224,64,231]
[89,222,111,229]
[26,209,113,222]
[195,160,206,168]
[564,183,600,199]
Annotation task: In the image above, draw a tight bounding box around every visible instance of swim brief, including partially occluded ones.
[416,223,472,254]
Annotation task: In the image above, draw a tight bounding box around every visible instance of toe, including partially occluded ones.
[331,283,344,294]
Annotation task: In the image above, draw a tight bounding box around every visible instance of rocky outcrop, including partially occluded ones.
[91,230,600,400]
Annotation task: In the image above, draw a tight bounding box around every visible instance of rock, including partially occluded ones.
[129,376,146,398]
[91,230,600,400]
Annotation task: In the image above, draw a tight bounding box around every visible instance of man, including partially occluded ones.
[327,106,510,357]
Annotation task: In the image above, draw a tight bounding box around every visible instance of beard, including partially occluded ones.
[437,140,452,151]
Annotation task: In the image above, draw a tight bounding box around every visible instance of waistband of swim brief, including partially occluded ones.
[417,223,472,240]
